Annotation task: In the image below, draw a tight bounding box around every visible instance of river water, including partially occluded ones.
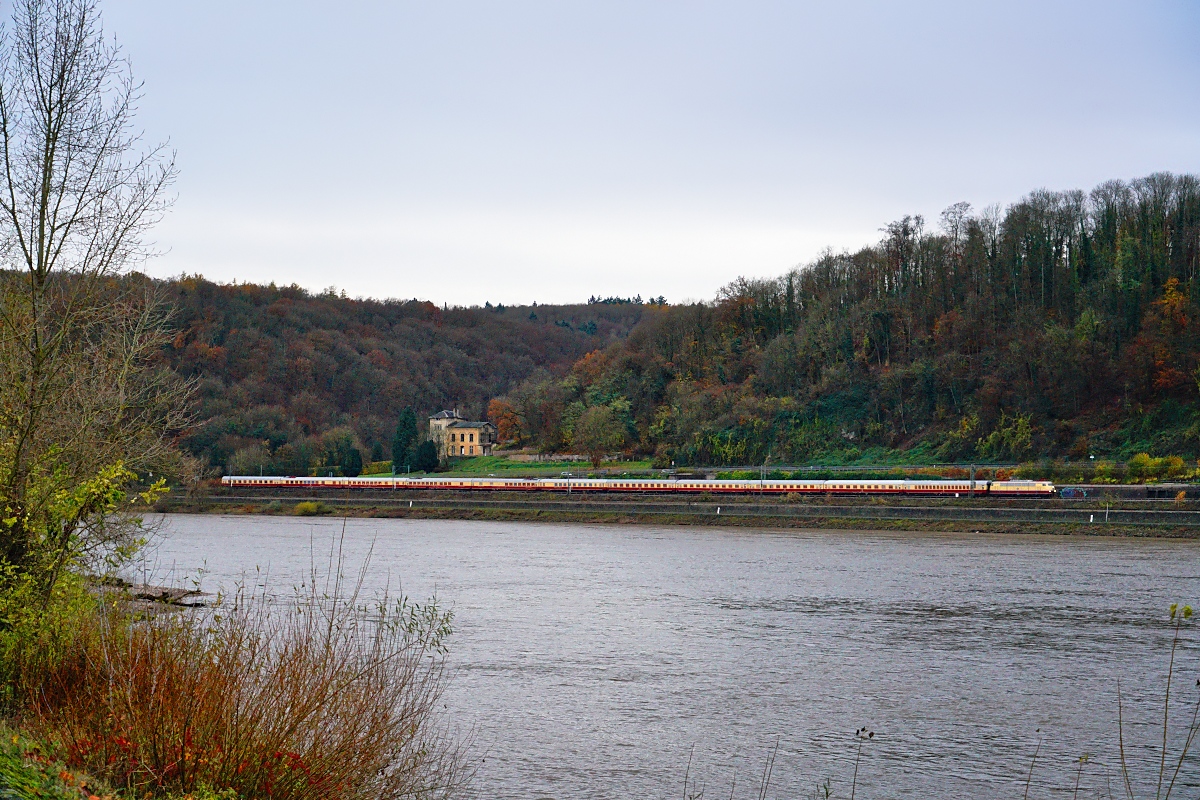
[143,515,1200,799]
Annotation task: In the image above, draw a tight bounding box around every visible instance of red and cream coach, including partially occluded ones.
[221,475,1056,497]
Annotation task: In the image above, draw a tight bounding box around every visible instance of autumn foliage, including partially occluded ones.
[492,173,1200,465]
[164,279,645,473]
[21,583,467,800]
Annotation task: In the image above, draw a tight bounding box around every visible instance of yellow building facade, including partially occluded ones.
[429,410,497,458]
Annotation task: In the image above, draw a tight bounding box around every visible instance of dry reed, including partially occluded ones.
[20,559,470,799]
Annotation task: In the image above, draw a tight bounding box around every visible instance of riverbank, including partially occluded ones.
[157,489,1200,538]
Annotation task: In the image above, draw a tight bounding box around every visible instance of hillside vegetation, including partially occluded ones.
[164,278,646,474]
[491,172,1200,468]
[168,173,1200,475]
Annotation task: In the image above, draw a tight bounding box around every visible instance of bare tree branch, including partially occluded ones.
[0,0,188,603]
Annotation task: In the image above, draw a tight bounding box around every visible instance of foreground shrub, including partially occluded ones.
[0,571,100,708]
[22,579,468,800]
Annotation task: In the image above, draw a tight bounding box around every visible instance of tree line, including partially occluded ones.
[489,173,1200,466]
[162,277,647,475]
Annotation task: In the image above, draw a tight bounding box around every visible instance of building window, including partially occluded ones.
[460,446,464,455]
[469,446,475,455]
[470,433,475,442]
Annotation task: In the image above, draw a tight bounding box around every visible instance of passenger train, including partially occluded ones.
[221,475,1056,497]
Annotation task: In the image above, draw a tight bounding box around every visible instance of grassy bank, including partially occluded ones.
[0,730,239,799]
[0,728,103,799]
[366,455,656,478]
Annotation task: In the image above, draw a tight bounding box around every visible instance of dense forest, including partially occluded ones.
[491,172,1200,467]
[165,172,1200,474]
[163,278,646,475]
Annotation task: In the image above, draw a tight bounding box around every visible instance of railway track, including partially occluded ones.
[181,491,1200,529]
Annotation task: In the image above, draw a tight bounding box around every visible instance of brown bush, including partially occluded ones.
[21,577,469,799]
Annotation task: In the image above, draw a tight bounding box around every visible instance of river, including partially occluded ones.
[142,515,1200,799]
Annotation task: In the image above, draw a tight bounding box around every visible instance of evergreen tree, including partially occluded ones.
[392,407,418,472]
[342,446,363,478]
[413,441,440,473]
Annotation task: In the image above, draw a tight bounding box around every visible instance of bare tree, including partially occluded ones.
[0,0,188,603]
[939,201,972,254]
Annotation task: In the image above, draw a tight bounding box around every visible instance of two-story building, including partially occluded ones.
[429,410,497,458]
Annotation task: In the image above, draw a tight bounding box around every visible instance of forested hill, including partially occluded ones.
[492,172,1200,467]
[163,277,646,474]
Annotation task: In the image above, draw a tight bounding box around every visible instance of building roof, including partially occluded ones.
[446,420,495,429]
[429,410,462,420]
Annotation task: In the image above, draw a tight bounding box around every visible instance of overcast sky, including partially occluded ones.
[102,0,1200,306]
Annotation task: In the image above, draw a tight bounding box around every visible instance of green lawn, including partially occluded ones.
[441,455,654,476]
[363,455,656,478]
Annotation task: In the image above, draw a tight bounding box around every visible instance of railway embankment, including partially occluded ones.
[157,486,1200,537]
